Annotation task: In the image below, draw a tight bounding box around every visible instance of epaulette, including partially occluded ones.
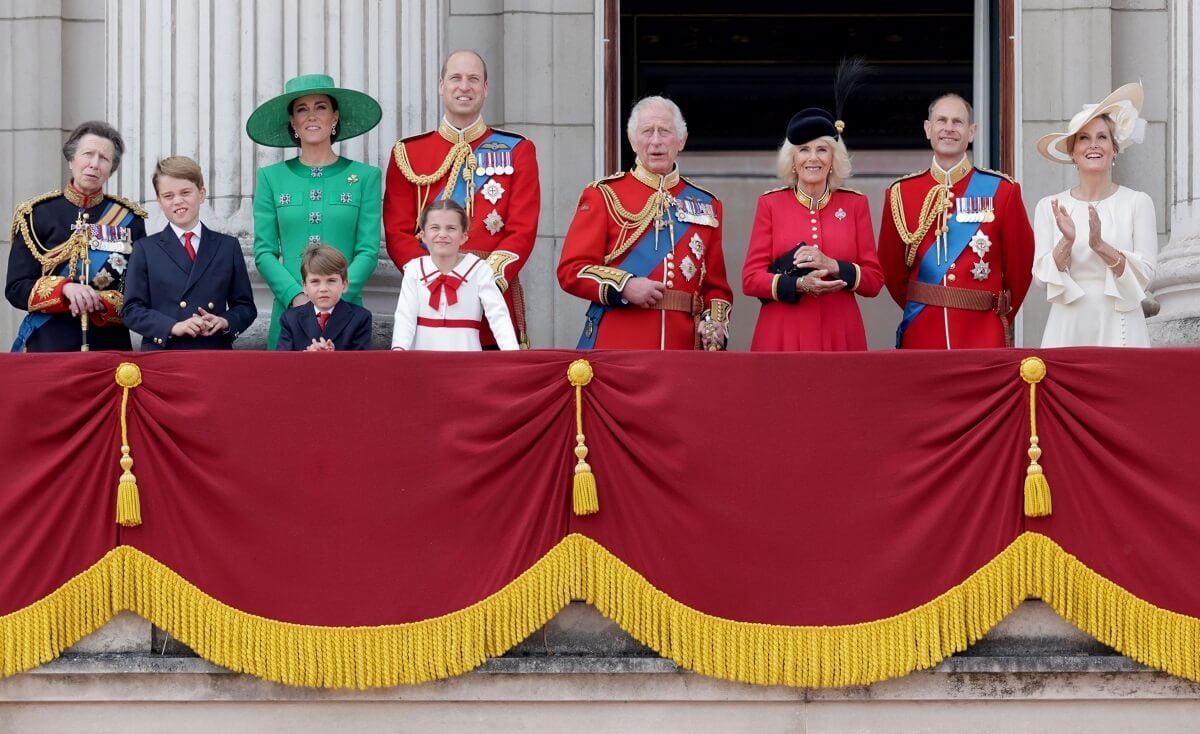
[398,129,437,145]
[888,169,930,187]
[10,190,61,238]
[587,171,627,189]
[490,127,529,141]
[681,176,717,199]
[976,166,1017,185]
[837,187,866,197]
[107,193,149,219]
[761,186,789,196]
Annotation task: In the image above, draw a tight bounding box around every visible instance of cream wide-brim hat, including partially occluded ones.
[1036,82,1146,164]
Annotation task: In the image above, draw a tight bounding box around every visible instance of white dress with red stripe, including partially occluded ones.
[391,253,519,351]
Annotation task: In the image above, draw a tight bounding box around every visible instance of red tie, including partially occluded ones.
[427,273,463,309]
[317,311,330,331]
[182,231,197,261]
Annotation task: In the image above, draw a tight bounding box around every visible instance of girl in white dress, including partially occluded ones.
[1032,82,1157,347]
[391,200,519,351]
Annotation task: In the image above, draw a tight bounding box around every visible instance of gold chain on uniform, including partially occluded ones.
[392,141,478,218]
[12,193,88,276]
[596,184,668,266]
[889,182,953,267]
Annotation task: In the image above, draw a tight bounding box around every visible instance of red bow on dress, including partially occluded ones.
[427,273,464,309]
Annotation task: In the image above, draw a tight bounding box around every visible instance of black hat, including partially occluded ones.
[786,108,840,145]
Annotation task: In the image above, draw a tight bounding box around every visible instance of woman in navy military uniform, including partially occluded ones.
[5,121,147,351]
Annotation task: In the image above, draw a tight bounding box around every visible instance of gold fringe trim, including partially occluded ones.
[0,550,123,677]
[5,534,1200,687]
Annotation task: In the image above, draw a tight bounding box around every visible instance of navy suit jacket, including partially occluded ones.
[277,300,372,351]
[121,224,257,349]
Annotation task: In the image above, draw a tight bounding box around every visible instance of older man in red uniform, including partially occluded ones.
[557,96,732,350]
[878,94,1034,348]
[384,49,540,348]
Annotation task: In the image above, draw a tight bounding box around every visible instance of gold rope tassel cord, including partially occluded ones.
[1020,356,1051,517]
[567,359,599,515]
[114,362,143,526]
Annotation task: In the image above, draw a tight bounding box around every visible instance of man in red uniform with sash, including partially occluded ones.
[384,49,540,348]
[557,96,732,350]
[878,94,1034,348]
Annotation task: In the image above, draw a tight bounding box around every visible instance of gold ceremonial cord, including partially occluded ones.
[392,141,479,218]
[889,182,952,268]
[13,194,87,275]
[596,184,666,265]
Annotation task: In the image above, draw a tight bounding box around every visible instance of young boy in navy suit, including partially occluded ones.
[122,156,257,349]
[277,245,373,351]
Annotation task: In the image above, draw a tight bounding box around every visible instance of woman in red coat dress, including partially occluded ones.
[742,108,883,351]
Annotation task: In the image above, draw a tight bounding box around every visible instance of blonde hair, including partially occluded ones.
[1066,114,1121,156]
[775,136,853,191]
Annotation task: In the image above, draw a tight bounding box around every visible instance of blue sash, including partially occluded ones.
[576,183,714,349]
[439,130,523,207]
[895,171,1002,347]
[11,201,137,351]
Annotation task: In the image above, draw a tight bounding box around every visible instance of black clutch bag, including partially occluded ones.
[767,243,815,277]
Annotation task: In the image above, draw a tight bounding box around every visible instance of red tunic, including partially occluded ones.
[383,120,540,346]
[877,164,1034,349]
[557,169,733,350]
[743,188,883,351]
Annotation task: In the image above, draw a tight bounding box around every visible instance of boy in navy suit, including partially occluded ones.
[122,156,257,349]
[277,245,373,351]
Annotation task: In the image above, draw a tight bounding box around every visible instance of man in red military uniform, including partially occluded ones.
[557,96,732,350]
[878,93,1034,348]
[384,49,540,348]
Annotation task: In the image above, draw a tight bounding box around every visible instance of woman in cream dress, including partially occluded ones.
[1032,82,1156,347]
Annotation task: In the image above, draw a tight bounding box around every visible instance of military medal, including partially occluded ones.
[680,256,697,282]
[689,233,705,260]
[675,198,719,227]
[475,159,486,176]
[88,224,133,254]
[971,260,991,281]
[484,210,504,235]
[482,179,505,205]
[835,207,847,220]
[502,151,514,176]
[969,232,992,257]
[484,153,496,176]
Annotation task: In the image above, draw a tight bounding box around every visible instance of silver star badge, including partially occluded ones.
[482,179,505,205]
[971,260,991,281]
[484,210,504,235]
[689,234,704,260]
[680,256,697,281]
[108,253,127,273]
[969,232,992,257]
[835,207,847,220]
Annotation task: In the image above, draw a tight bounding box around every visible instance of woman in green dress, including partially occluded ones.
[247,74,383,348]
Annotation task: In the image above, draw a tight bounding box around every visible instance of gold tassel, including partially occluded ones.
[567,359,599,515]
[114,362,143,526]
[1019,357,1051,517]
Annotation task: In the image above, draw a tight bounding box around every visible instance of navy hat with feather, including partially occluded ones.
[786,108,839,145]
[784,58,868,145]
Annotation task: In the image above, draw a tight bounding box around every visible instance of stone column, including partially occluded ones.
[104,0,445,323]
[1150,1,1200,345]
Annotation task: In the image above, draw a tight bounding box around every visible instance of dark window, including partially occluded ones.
[619,0,975,166]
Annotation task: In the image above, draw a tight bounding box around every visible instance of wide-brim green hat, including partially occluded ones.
[246,74,382,148]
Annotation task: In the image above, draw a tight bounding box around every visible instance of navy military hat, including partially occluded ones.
[786,107,841,145]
